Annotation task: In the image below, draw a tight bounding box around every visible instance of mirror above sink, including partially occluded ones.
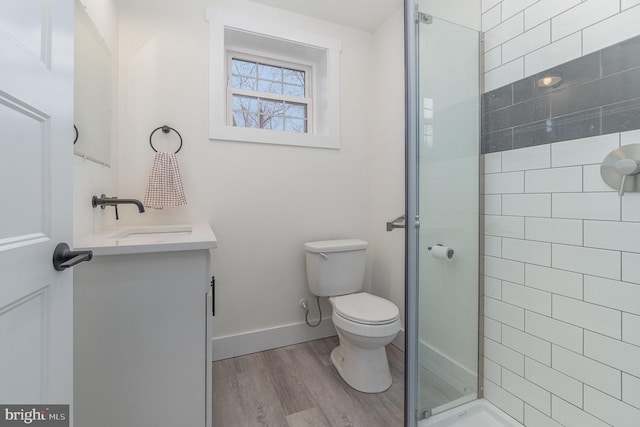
[74,0,113,166]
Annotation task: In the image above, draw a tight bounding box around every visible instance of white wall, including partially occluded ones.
[481,1,640,425]
[369,8,406,348]
[112,0,407,357]
[80,0,118,51]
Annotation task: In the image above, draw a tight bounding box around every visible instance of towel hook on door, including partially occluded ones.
[149,125,183,153]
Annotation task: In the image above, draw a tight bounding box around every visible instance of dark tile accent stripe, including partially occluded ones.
[603,97,640,134]
[481,34,640,154]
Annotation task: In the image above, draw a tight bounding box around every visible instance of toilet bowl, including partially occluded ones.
[329,293,400,393]
[304,239,400,393]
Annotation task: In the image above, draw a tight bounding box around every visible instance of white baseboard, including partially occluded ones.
[418,339,477,395]
[212,318,337,361]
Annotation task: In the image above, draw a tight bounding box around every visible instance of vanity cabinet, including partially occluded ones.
[74,248,213,427]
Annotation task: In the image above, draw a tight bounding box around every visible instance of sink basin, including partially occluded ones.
[74,223,217,256]
[109,224,193,239]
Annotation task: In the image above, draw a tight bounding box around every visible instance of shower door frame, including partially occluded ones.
[404,0,420,425]
[403,2,484,426]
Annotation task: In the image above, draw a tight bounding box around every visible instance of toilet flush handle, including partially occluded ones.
[319,252,328,260]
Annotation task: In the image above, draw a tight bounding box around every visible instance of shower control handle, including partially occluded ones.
[601,144,640,196]
[615,158,640,175]
[615,159,640,196]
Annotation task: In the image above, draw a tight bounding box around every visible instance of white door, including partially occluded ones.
[0,0,75,417]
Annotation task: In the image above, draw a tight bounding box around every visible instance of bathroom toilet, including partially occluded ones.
[304,239,400,393]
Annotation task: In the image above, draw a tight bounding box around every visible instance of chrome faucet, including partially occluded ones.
[92,194,145,220]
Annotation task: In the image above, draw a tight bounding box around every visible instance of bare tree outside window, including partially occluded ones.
[228,56,310,133]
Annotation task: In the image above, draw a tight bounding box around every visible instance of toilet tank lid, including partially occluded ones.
[304,239,368,253]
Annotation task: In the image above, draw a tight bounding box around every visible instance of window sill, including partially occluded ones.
[210,125,339,149]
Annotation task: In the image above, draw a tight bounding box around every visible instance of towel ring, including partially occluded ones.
[73,125,79,145]
[149,125,183,153]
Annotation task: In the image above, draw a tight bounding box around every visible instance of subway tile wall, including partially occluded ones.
[482,0,640,92]
[482,133,640,426]
[483,34,640,154]
[481,1,640,425]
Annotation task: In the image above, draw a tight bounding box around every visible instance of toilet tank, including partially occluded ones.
[304,239,368,297]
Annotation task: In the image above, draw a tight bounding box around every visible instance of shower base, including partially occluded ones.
[419,399,523,427]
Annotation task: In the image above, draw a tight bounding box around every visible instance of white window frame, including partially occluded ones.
[206,7,342,149]
[226,51,313,134]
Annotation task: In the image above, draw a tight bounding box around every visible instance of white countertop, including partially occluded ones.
[74,222,217,256]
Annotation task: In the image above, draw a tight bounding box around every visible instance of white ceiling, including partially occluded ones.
[248,0,403,33]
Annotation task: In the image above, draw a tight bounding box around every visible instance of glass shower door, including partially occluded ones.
[414,12,481,421]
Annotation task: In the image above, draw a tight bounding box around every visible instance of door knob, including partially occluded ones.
[53,243,93,271]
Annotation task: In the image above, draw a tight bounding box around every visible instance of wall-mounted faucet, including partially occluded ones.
[92,194,145,220]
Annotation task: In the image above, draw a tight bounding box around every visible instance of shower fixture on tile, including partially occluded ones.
[601,144,640,195]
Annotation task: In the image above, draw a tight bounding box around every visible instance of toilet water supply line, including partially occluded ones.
[301,296,322,327]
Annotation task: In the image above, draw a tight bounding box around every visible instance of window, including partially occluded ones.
[207,8,342,149]
[227,54,311,133]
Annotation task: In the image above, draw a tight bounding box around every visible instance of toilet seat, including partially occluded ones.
[333,292,399,325]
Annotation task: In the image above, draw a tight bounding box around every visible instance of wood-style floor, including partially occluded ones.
[212,336,404,427]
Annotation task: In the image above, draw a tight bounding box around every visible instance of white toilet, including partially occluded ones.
[304,239,401,393]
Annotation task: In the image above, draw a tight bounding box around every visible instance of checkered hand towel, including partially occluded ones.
[143,151,187,209]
